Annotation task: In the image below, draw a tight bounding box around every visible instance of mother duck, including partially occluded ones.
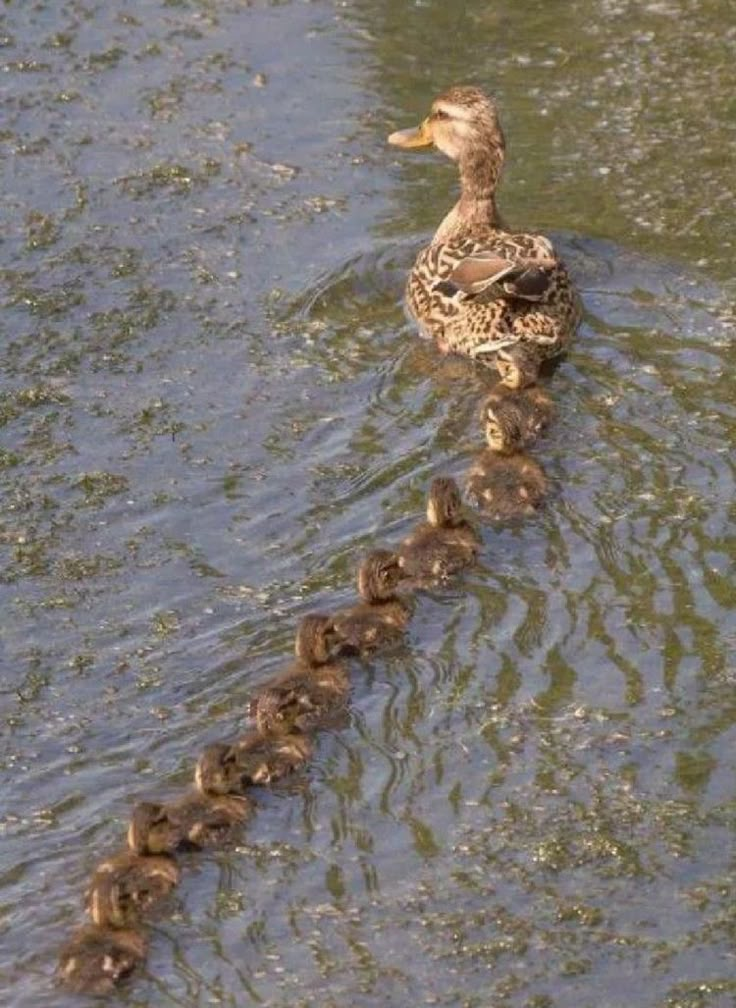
[388,86,579,388]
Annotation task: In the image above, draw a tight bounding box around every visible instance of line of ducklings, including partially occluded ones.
[57,378,553,996]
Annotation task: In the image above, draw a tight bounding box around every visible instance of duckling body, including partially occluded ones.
[163,792,251,849]
[57,925,146,995]
[232,730,313,784]
[196,733,313,793]
[399,477,479,583]
[481,384,554,454]
[465,451,547,519]
[195,743,251,796]
[250,614,349,735]
[332,550,411,654]
[128,792,252,855]
[389,86,579,388]
[250,665,348,736]
[86,850,179,927]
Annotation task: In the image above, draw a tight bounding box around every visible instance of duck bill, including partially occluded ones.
[387,118,433,149]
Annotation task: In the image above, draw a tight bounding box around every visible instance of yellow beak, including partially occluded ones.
[387,118,434,149]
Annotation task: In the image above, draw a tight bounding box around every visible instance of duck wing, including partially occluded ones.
[436,250,557,301]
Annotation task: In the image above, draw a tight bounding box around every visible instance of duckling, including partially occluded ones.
[57,924,146,995]
[231,730,313,785]
[127,790,252,855]
[398,477,480,583]
[195,743,252,796]
[195,731,313,792]
[249,614,349,736]
[494,342,548,392]
[465,452,547,519]
[332,549,412,654]
[85,850,179,927]
[481,383,555,454]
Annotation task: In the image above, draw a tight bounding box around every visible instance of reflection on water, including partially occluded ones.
[1,1,735,1007]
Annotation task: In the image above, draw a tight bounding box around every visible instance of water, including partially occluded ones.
[1,1,734,1006]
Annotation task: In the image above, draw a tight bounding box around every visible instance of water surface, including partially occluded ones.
[0,2,734,1007]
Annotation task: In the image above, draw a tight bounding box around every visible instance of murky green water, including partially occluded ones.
[1,1,734,1006]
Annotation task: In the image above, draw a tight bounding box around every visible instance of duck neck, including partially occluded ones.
[433,142,505,242]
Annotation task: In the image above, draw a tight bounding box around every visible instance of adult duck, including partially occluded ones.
[388,86,579,388]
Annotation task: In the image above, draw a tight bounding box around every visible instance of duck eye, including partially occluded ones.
[432,109,450,121]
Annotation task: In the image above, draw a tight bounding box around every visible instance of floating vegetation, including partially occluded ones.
[74,472,129,504]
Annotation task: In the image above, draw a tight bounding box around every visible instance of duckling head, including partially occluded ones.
[195,743,242,796]
[483,396,526,454]
[357,549,405,603]
[127,801,177,855]
[426,477,464,528]
[294,612,339,666]
[496,344,539,390]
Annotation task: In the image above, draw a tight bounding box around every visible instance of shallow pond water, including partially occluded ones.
[0,2,734,1007]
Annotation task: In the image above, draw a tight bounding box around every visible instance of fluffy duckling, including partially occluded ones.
[85,850,179,927]
[249,614,349,736]
[482,383,554,454]
[127,790,252,855]
[465,452,547,519]
[231,730,313,784]
[332,549,412,654]
[195,732,312,792]
[494,342,548,392]
[398,477,480,583]
[195,743,252,796]
[57,925,146,995]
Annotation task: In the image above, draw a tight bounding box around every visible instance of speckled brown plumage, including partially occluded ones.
[196,733,313,790]
[481,384,555,454]
[332,550,412,655]
[249,614,350,735]
[85,850,179,928]
[57,925,147,995]
[398,477,480,584]
[389,86,580,387]
[465,452,547,520]
[127,792,252,854]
